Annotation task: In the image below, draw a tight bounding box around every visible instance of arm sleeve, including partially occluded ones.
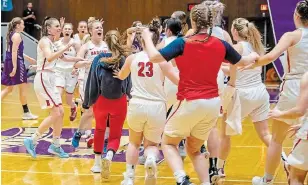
[158,37,185,61]
[221,40,242,65]
[82,57,100,109]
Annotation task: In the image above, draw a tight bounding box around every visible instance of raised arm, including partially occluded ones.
[74,43,91,68]
[115,54,134,80]
[142,28,184,63]
[159,61,179,85]
[253,31,296,67]
[39,38,72,63]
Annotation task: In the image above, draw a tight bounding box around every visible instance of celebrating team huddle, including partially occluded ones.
[2,0,308,185]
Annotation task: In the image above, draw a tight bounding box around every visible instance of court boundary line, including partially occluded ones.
[1,169,288,184]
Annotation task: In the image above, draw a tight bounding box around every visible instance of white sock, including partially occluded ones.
[85,130,92,137]
[174,170,186,183]
[200,183,211,185]
[95,154,102,165]
[104,127,110,140]
[217,158,225,169]
[31,131,41,144]
[106,150,114,161]
[52,137,60,147]
[126,164,135,175]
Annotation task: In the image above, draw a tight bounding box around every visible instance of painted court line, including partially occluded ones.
[1,169,288,183]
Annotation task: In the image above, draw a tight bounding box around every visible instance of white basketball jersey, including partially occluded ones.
[236,41,262,88]
[211,26,225,40]
[284,28,308,80]
[36,37,58,72]
[83,40,109,77]
[130,51,166,102]
[55,38,77,70]
[165,36,177,46]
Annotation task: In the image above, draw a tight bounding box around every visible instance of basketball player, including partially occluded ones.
[71,19,109,148]
[73,20,89,45]
[247,1,308,184]
[217,17,272,179]
[181,2,234,183]
[114,19,179,185]
[268,71,308,185]
[141,3,259,185]
[55,23,81,122]
[23,17,81,158]
[1,17,38,120]
[82,30,131,179]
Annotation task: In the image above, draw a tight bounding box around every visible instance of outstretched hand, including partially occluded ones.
[113,68,120,79]
[287,124,301,138]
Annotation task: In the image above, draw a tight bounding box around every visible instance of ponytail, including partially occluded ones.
[247,22,265,55]
[232,18,265,55]
[6,17,22,51]
[41,16,59,38]
[101,30,131,69]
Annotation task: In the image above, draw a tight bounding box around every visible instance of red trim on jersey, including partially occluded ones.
[290,139,302,154]
[287,50,291,73]
[280,80,286,94]
[40,72,59,107]
[166,101,182,123]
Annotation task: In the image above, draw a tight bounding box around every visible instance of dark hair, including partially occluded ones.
[171,11,189,34]
[41,16,59,38]
[189,3,213,42]
[133,17,161,48]
[166,18,182,36]
[6,17,23,50]
[296,0,308,25]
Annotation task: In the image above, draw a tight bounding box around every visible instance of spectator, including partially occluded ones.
[22,2,36,37]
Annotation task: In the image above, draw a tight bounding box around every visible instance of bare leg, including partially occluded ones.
[253,119,272,147]
[1,86,14,101]
[289,166,307,185]
[186,136,210,184]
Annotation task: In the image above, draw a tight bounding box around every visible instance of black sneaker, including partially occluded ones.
[177,176,195,185]
[209,167,220,185]
[200,144,210,159]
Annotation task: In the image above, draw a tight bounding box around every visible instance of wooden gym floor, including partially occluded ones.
[1,83,300,185]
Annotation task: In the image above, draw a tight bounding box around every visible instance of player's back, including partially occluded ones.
[130,51,166,102]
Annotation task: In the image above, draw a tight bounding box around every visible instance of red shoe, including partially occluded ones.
[87,137,94,148]
[70,106,77,121]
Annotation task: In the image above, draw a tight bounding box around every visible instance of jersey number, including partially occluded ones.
[138,62,153,77]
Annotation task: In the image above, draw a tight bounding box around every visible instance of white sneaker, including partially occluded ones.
[91,163,101,173]
[22,112,38,120]
[252,176,273,185]
[144,157,157,185]
[121,172,134,185]
[101,158,111,179]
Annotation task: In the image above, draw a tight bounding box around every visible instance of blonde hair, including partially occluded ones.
[6,17,23,50]
[202,0,225,26]
[41,16,59,38]
[189,3,213,42]
[100,30,131,69]
[232,18,265,55]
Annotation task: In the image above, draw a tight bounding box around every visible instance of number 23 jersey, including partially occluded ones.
[130,51,166,102]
